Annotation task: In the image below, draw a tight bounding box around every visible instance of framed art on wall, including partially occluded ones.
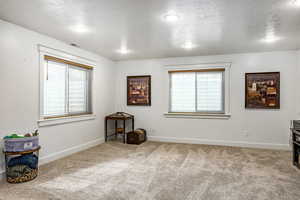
[127,75,151,106]
[245,72,280,109]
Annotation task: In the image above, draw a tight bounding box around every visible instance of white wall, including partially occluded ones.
[115,51,298,149]
[0,20,116,175]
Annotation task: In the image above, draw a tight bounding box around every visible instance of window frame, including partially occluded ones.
[164,63,231,119]
[43,62,93,119]
[38,45,95,123]
[169,69,225,114]
[67,65,92,116]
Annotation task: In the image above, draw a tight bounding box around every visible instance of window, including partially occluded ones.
[42,55,93,119]
[169,69,225,114]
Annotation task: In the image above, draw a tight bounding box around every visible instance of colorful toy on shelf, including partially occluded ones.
[24,133,32,137]
[4,134,24,139]
[32,130,39,136]
[3,130,39,140]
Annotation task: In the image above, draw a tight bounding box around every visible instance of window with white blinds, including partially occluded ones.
[43,56,92,118]
[169,69,224,113]
[69,67,88,113]
[44,61,67,116]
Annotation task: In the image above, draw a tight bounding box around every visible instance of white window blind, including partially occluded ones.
[169,70,224,113]
[170,72,195,112]
[43,57,92,118]
[44,61,67,116]
[69,67,88,113]
[197,72,223,112]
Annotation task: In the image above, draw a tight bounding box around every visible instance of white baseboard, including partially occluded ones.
[148,136,291,150]
[39,138,104,165]
[0,138,104,181]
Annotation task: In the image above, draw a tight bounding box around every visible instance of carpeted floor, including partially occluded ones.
[0,141,300,200]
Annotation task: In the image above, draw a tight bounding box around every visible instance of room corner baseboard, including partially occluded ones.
[0,138,105,181]
[148,136,291,150]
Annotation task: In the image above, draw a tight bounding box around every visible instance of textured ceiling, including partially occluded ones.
[0,0,299,61]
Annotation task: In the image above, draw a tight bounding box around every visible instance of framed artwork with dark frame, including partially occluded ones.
[245,72,280,109]
[127,75,151,106]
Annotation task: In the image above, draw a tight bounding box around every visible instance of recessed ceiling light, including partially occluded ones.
[163,11,180,22]
[182,41,196,49]
[293,0,300,7]
[262,34,281,43]
[117,47,131,54]
[70,25,89,33]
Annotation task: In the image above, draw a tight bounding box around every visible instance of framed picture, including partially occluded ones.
[245,72,280,109]
[127,75,151,106]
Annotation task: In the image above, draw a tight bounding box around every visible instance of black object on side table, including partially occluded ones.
[105,112,134,143]
[291,120,300,169]
[292,129,300,169]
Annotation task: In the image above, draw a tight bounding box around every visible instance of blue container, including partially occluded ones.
[4,136,39,152]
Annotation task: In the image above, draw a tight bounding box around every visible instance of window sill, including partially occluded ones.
[38,114,96,127]
[164,113,231,119]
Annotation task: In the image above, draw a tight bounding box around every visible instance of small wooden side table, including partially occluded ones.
[105,112,134,143]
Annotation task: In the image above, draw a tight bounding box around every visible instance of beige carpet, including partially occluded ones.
[0,141,300,200]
